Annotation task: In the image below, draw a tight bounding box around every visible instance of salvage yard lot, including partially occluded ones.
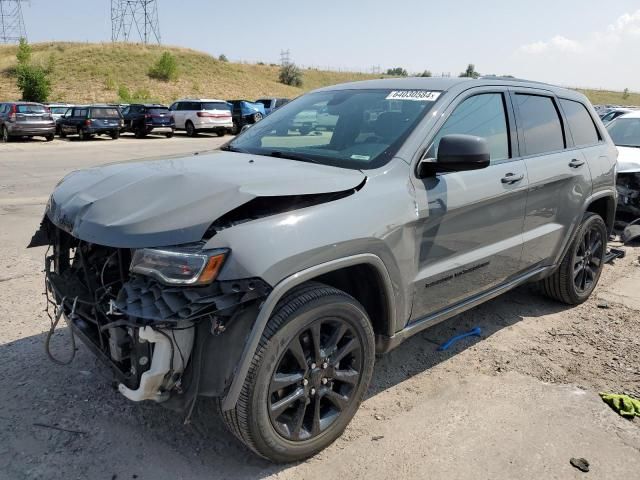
[1,138,639,479]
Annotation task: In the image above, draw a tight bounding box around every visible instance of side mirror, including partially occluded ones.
[417,134,491,178]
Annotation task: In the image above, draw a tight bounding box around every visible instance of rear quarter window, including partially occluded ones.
[515,94,565,155]
[560,99,600,146]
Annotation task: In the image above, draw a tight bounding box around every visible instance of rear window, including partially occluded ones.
[516,94,565,155]
[147,108,169,115]
[202,102,230,111]
[17,104,47,114]
[50,107,69,114]
[560,99,600,147]
[91,108,120,118]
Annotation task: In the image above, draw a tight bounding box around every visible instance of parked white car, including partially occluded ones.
[168,99,233,137]
[606,110,640,219]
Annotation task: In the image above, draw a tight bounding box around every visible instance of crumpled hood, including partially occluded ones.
[46,151,365,248]
[617,146,640,173]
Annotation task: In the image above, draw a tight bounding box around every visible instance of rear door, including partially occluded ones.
[513,90,592,270]
[170,102,185,128]
[16,104,51,127]
[410,88,528,320]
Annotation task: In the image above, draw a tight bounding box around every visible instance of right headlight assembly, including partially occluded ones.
[130,247,228,286]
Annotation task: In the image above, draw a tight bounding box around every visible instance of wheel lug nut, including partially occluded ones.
[310,388,316,395]
[303,379,309,386]
[321,378,328,385]
[322,362,328,369]
[311,363,316,369]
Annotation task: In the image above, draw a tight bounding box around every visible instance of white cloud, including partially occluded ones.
[520,35,581,55]
[608,10,640,35]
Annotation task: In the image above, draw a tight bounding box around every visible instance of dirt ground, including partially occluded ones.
[1,137,639,479]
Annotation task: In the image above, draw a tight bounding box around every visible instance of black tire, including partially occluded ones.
[216,129,225,137]
[78,128,87,141]
[134,127,145,139]
[185,121,197,137]
[165,131,174,138]
[45,134,54,142]
[2,126,10,143]
[59,128,67,139]
[299,126,311,136]
[111,130,120,140]
[220,282,375,463]
[540,212,607,304]
[252,112,263,123]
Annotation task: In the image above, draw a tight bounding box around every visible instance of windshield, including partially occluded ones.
[228,89,440,169]
[202,102,230,111]
[607,118,640,147]
[49,107,69,114]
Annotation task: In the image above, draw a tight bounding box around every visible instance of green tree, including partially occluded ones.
[279,62,303,87]
[218,54,229,62]
[386,67,408,77]
[16,65,51,102]
[419,70,432,77]
[16,37,31,64]
[623,88,630,100]
[148,52,178,81]
[459,64,480,78]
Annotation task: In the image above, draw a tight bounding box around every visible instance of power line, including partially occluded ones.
[111,0,161,44]
[0,0,27,44]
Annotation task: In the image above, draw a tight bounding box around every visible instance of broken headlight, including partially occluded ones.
[130,247,227,285]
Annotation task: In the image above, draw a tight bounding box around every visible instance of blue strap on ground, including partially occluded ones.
[438,327,482,351]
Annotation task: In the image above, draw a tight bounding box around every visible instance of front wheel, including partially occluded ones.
[110,130,120,139]
[45,134,54,142]
[252,112,263,123]
[165,131,174,138]
[185,121,197,137]
[540,212,607,304]
[220,283,375,463]
[78,128,87,141]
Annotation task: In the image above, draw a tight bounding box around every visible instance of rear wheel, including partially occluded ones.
[540,212,607,304]
[252,112,263,123]
[45,134,54,142]
[220,283,375,463]
[185,121,197,137]
[216,129,225,137]
[165,131,174,138]
[1,126,9,143]
[111,130,120,139]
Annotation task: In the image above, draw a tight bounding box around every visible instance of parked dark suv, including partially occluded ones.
[32,77,617,463]
[57,105,123,140]
[121,104,175,138]
[0,102,55,142]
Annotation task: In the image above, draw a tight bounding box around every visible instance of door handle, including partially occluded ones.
[569,158,585,168]
[501,172,524,184]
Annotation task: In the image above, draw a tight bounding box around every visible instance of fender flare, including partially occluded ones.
[220,253,396,411]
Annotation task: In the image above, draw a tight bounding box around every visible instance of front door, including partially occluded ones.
[410,90,528,320]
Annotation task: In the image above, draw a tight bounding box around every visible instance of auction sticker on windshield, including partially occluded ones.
[385,90,441,101]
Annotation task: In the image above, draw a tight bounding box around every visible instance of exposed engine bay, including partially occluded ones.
[616,171,640,220]
[38,219,271,411]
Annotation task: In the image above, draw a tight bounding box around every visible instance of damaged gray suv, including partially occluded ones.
[30,77,617,462]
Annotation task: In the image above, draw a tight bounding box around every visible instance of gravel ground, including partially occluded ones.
[0,137,638,479]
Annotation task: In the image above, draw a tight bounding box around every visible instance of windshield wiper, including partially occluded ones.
[267,150,322,164]
[220,144,251,153]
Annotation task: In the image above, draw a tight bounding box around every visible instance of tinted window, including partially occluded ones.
[607,118,640,148]
[276,99,290,107]
[147,107,169,115]
[49,107,69,114]
[74,109,87,118]
[560,99,600,146]
[91,108,120,118]
[256,99,270,108]
[432,93,510,162]
[516,94,565,155]
[176,102,189,111]
[17,104,47,114]
[202,102,230,111]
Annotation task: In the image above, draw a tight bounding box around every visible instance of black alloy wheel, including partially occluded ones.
[573,224,604,294]
[268,318,363,441]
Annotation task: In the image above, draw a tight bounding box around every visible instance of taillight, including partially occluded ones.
[85,119,92,126]
[8,104,16,121]
[144,114,151,119]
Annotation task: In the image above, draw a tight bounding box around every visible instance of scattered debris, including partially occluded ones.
[33,422,87,435]
[597,302,610,309]
[374,414,384,421]
[600,393,640,418]
[438,327,482,351]
[371,435,384,441]
[604,247,626,264]
[570,457,590,472]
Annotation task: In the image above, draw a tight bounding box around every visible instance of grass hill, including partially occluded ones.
[0,42,638,106]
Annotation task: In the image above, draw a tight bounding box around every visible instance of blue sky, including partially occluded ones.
[22,0,640,90]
